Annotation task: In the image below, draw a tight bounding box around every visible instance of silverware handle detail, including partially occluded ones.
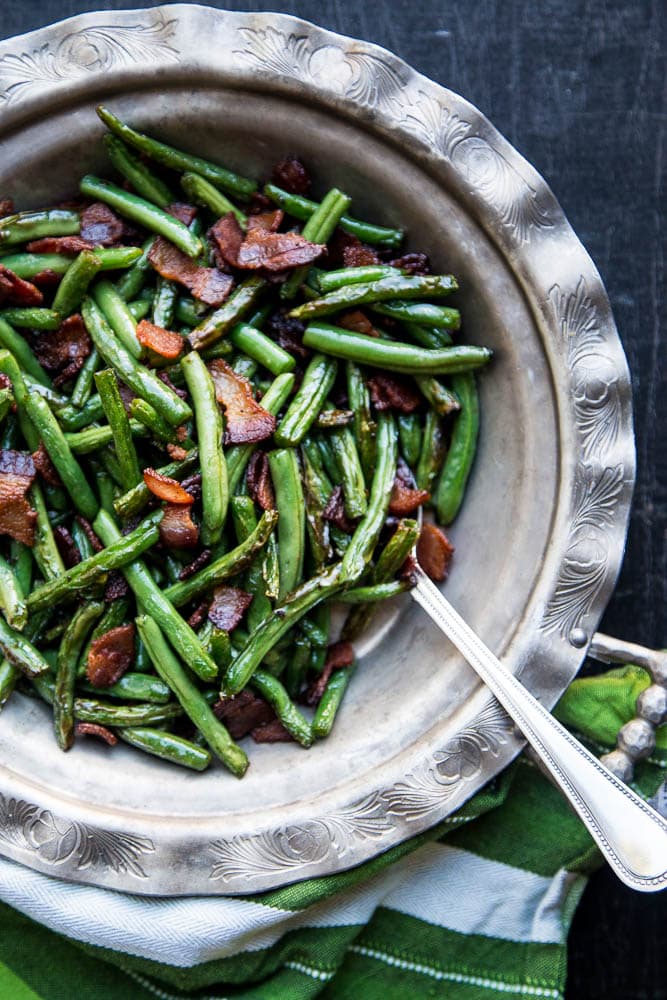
[412,568,667,892]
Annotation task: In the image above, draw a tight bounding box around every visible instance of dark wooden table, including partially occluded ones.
[1,1,665,996]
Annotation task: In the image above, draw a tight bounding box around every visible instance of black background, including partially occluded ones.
[1,2,665,997]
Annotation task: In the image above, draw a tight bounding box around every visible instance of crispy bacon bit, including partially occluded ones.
[53,525,80,568]
[246,209,284,233]
[104,571,130,602]
[305,641,354,706]
[389,458,431,516]
[214,689,275,739]
[75,515,103,552]
[25,236,95,255]
[80,202,125,246]
[208,359,276,445]
[416,523,454,582]
[248,191,272,214]
[187,600,209,630]
[32,314,91,386]
[87,624,135,687]
[246,451,275,511]
[31,269,62,290]
[0,200,14,219]
[388,252,431,275]
[368,373,421,413]
[0,373,10,391]
[399,553,419,586]
[167,443,189,461]
[0,449,37,546]
[266,309,309,358]
[208,586,253,631]
[148,237,233,307]
[210,212,324,272]
[251,719,294,743]
[31,443,61,487]
[209,214,244,270]
[179,473,202,502]
[159,503,199,548]
[0,265,44,307]
[339,310,379,336]
[178,548,211,581]
[166,202,198,226]
[136,319,184,361]
[143,468,194,505]
[322,485,355,533]
[271,156,311,195]
[342,242,380,268]
[75,722,118,746]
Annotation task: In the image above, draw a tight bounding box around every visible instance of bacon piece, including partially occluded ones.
[322,485,355,533]
[178,548,211,581]
[271,156,311,195]
[251,720,294,743]
[32,314,91,386]
[187,600,209,630]
[166,202,197,226]
[208,359,276,445]
[136,319,184,361]
[75,722,118,746]
[339,310,379,336]
[388,252,431,275]
[246,210,284,233]
[416,523,454,582]
[0,200,14,219]
[159,503,199,548]
[208,585,252,631]
[148,237,233,307]
[167,443,189,461]
[246,451,275,511]
[342,242,380,267]
[389,458,430,515]
[31,443,61,487]
[210,212,324,272]
[248,191,272,215]
[266,309,309,358]
[214,689,274,739]
[179,473,202,502]
[75,515,103,552]
[142,468,194,505]
[305,641,354,706]
[399,553,419,586]
[0,265,44,307]
[0,449,37,546]
[25,236,95,255]
[87,624,135,687]
[0,373,11,392]
[368,373,421,414]
[53,525,80,569]
[31,269,62,290]
[80,202,125,246]
[209,214,244,270]
[104,571,130,602]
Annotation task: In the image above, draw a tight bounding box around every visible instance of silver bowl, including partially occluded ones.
[0,5,634,895]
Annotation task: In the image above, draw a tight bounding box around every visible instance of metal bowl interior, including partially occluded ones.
[0,6,634,895]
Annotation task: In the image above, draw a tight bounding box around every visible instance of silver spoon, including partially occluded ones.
[410,561,667,892]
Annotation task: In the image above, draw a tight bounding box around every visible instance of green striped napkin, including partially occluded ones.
[0,665,662,1000]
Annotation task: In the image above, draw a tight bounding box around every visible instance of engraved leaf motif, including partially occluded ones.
[549,277,603,363]
[400,90,471,156]
[234,27,312,77]
[0,795,38,847]
[341,51,405,109]
[74,824,154,878]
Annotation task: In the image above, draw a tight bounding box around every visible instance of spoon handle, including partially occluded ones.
[411,567,667,892]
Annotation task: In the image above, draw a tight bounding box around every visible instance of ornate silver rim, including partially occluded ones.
[0,5,635,895]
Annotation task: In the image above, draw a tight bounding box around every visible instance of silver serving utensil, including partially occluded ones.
[410,562,667,892]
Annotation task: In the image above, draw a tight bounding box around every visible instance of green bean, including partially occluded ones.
[338,580,410,603]
[341,412,398,582]
[300,603,330,648]
[372,301,461,329]
[30,482,65,580]
[33,675,182,727]
[0,352,38,449]
[0,386,12,425]
[165,509,277,607]
[127,299,151,321]
[0,308,61,330]
[136,615,248,777]
[230,497,273,631]
[404,321,453,349]
[224,564,344,696]
[226,372,295,491]
[93,280,142,357]
[181,351,227,545]
[416,375,460,416]
[70,518,95,561]
[52,250,102,317]
[152,276,178,328]
[94,368,142,489]
[23,392,98,518]
[343,518,419,639]
[82,297,192,426]
[281,188,352,300]
[229,323,295,375]
[345,361,375,480]
[129,398,186,445]
[397,412,422,467]
[174,295,206,328]
[317,265,404,292]
[70,347,100,408]
[94,510,219,682]
[97,106,257,201]
[232,354,257,380]
[115,238,155,300]
[263,183,404,248]
[0,615,51,678]
[80,176,202,259]
[303,323,492,375]
[290,273,457,320]
[77,598,130,677]
[0,208,80,247]
[57,395,105,430]
[301,446,333,568]
[247,304,271,330]
[54,601,104,750]
[81,673,170,704]
[312,663,355,739]
[315,409,352,428]
[28,512,161,612]
[0,247,142,279]
[64,420,146,454]
[0,318,51,386]
[284,634,311,698]
[11,540,33,596]
[0,554,27,629]
[274,354,337,447]
[328,425,368,519]
[250,670,312,746]
[180,172,247,226]
[113,450,198,519]
[104,133,174,208]
[262,531,280,601]
[416,410,447,493]
[435,372,480,524]
[268,449,305,599]
[190,276,266,351]
[118,727,211,770]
